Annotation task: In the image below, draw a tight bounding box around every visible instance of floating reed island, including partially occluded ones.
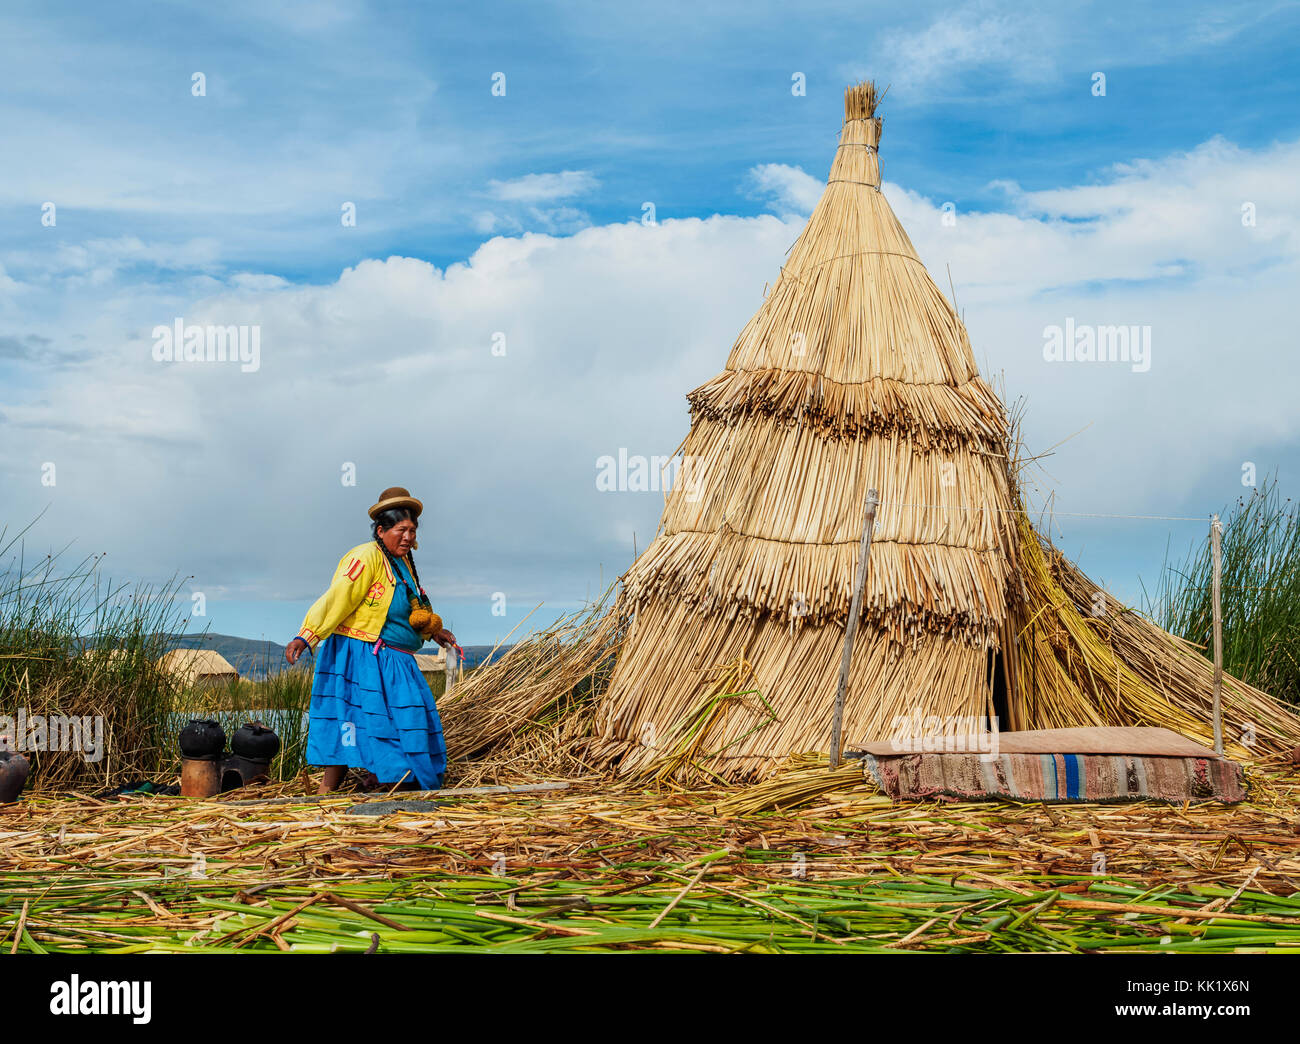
[571,81,1300,782]
[5,771,1300,953]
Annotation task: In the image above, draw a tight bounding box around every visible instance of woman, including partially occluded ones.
[284,486,456,794]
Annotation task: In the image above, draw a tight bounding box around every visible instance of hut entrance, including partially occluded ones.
[988,646,1009,733]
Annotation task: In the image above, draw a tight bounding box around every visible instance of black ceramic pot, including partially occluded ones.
[179,719,226,760]
[231,722,280,761]
[0,751,31,803]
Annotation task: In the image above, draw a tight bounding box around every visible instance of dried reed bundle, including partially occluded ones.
[438,591,622,781]
[624,418,1013,637]
[688,371,1006,449]
[621,657,779,787]
[600,599,993,780]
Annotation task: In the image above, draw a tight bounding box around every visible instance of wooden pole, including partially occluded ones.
[830,487,879,768]
[445,644,458,699]
[1210,513,1224,756]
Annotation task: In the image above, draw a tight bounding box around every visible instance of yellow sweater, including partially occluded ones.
[296,541,408,651]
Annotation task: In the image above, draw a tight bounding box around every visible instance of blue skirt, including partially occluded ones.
[306,634,446,789]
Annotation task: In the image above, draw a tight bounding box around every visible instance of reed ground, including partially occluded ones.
[4,764,1300,953]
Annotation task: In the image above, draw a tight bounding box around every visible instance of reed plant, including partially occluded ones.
[0,521,187,789]
[1144,479,1300,707]
[0,519,318,790]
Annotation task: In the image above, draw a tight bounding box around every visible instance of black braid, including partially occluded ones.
[371,511,428,604]
[372,535,396,582]
[372,536,411,593]
[405,550,427,597]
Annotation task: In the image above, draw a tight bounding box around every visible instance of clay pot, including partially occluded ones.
[179,719,226,760]
[230,722,280,761]
[180,758,221,799]
[0,751,30,803]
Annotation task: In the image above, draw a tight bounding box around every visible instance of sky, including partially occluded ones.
[2,0,1298,646]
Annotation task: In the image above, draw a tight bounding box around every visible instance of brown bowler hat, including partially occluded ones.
[368,486,423,520]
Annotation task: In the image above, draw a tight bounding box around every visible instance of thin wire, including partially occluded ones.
[693,501,1212,528]
[703,520,984,549]
[882,502,1207,522]
[808,248,922,272]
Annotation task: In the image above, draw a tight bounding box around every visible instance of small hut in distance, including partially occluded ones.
[157,649,239,689]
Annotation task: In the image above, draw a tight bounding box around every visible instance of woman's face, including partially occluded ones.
[378,519,417,556]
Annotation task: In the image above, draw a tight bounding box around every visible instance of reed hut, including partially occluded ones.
[157,649,239,689]
[593,82,1300,781]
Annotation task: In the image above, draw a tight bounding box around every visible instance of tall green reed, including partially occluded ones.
[1144,479,1300,705]
[1,519,310,789]
[0,518,188,787]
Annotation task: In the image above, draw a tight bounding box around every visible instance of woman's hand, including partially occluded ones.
[434,628,457,650]
[285,637,308,665]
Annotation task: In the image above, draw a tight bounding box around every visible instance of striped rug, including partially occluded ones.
[859,750,1245,803]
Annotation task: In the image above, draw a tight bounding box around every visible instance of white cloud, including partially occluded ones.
[487,170,600,203]
[892,135,1300,303]
[524,205,591,234]
[10,237,224,284]
[1,214,796,613]
[5,131,1299,632]
[884,136,1300,515]
[869,5,1056,93]
[743,163,823,217]
[0,264,20,296]
[480,171,600,234]
[848,1,1293,102]
[229,273,291,292]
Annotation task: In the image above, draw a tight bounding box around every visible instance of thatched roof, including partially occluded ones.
[592,82,1300,781]
[157,648,239,683]
[622,80,1013,646]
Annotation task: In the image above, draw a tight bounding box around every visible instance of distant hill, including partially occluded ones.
[164,633,510,680]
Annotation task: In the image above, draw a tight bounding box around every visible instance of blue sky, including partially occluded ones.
[3,1,1299,646]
